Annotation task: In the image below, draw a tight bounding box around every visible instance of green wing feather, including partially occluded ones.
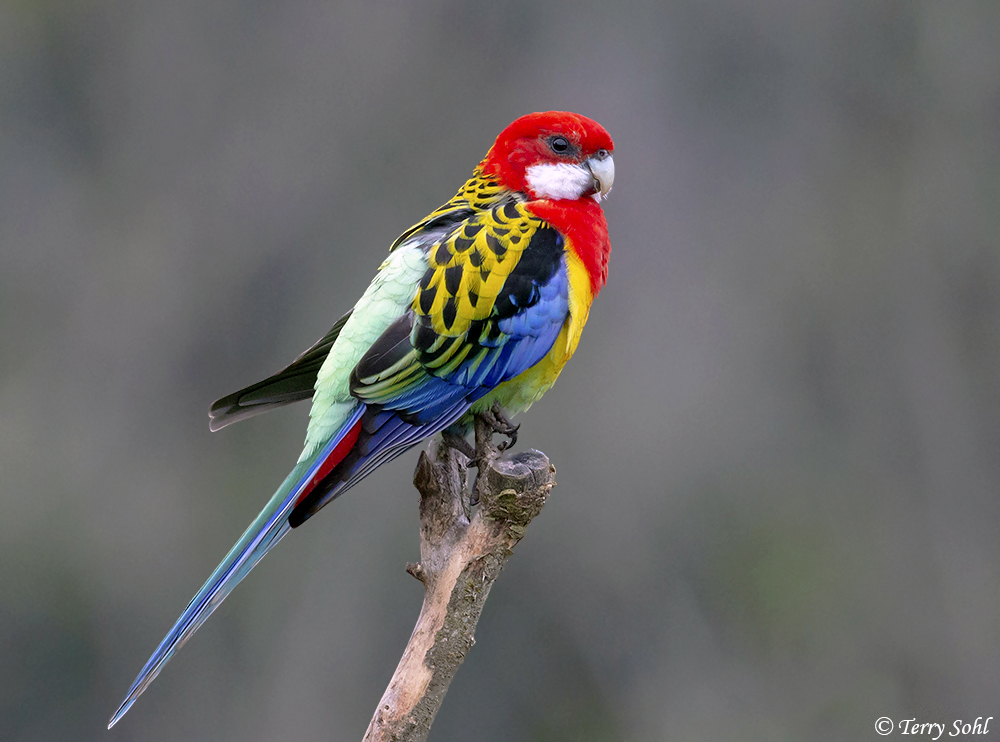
[209,311,352,430]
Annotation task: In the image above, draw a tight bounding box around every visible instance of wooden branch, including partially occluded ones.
[363,419,556,742]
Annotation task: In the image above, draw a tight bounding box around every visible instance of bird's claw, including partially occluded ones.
[484,403,519,451]
[440,404,520,510]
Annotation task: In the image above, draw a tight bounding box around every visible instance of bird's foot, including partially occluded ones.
[440,406,521,509]
[462,404,520,507]
[481,402,519,452]
[441,430,477,460]
[440,429,484,508]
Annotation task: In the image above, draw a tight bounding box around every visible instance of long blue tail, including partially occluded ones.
[108,406,365,729]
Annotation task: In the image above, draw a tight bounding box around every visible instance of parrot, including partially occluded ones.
[109,110,615,728]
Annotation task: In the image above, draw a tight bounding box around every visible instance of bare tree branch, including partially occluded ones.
[363,418,555,742]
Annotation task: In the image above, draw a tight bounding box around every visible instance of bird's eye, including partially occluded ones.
[548,136,571,154]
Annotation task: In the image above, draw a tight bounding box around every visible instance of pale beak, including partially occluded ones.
[586,152,615,200]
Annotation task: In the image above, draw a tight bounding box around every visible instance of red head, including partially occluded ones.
[481,111,615,203]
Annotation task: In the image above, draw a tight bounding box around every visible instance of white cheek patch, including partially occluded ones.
[525,162,593,201]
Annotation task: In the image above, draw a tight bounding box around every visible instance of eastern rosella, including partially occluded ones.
[109,111,615,728]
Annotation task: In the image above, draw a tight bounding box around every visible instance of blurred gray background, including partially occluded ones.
[2,1,999,740]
